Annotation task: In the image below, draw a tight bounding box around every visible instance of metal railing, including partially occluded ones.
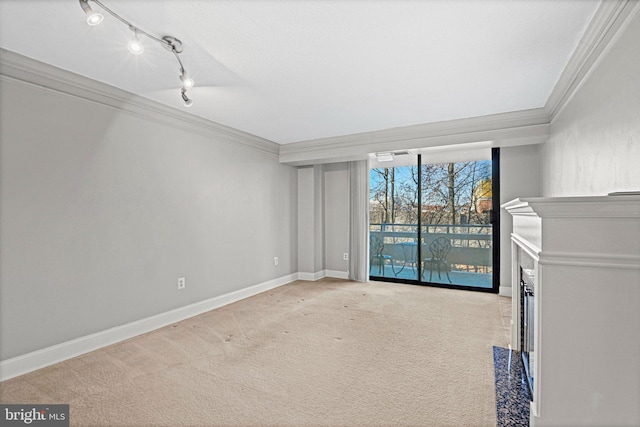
[370,223,492,273]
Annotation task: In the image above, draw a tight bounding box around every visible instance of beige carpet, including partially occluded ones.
[1,278,511,426]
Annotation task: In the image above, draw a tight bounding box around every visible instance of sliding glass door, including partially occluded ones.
[370,154,420,281]
[369,149,499,292]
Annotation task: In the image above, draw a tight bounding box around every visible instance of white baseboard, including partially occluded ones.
[0,273,297,381]
[499,286,513,297]
[325,270,349,280]
[298,271,326,281]
[298,270,349,281]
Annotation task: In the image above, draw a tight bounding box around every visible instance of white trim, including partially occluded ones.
[285,108,548,152]
[503,196,640,218]
[297,271,326,281]
[280,109,549,166]
[0,49,279,156]
[499,286,513,297]
[539,252,640,270]
[325,270,349,280]
[297,270,348,281]
[510,234,542,260]
[0,274,297,381]
[546,0,640,121]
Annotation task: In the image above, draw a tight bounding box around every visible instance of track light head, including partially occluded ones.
[80,0,104,26]
[180,69,194,89]
[181,89,193,107]
[127,29,144,55]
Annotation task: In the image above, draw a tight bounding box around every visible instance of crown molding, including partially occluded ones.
[545,0,640,121]
[0,48,280,156]
[280,109,550,166]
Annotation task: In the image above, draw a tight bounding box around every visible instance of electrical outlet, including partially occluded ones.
[177,277,186,290]
[343,253,349,261]
[274,257,279,266]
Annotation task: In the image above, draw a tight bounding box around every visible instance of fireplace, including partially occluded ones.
[504,195,640,426]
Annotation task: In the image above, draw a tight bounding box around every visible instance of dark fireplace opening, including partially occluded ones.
[520,266,535,400]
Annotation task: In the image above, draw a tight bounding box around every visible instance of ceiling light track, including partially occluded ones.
[79,0,194,107]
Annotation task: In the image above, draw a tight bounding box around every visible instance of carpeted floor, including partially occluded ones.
[1,278,512,426]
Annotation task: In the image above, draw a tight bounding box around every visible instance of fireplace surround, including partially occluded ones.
[503,195,640,427]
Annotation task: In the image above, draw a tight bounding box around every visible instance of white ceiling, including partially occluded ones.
[0,0,599,144]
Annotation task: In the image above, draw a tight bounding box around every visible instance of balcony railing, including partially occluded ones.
[370,223,492,275]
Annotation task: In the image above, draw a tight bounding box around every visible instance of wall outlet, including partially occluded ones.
[177,277,186,290]
[274,257,279,266]
[343,253,349,261]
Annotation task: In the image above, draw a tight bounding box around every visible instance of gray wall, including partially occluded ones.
[541,11,640,197]
[297,166,313,274]
[297,166,322,275]
[313,166,326,273]
[323,163,349,274]
[297,163,349,277]
[0,73,298,360]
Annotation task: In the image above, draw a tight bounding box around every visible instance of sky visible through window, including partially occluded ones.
[370,159,492,226]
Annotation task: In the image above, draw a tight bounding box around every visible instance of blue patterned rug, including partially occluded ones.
[493,346,531,426]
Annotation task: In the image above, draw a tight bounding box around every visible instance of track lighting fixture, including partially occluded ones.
[127,28,144,55]
[180,69,194,90]
[181,88,193,107]
[78,0,194,107]
[79,0,104,26]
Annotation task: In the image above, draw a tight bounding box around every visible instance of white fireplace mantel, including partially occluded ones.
[502,194,640,427]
